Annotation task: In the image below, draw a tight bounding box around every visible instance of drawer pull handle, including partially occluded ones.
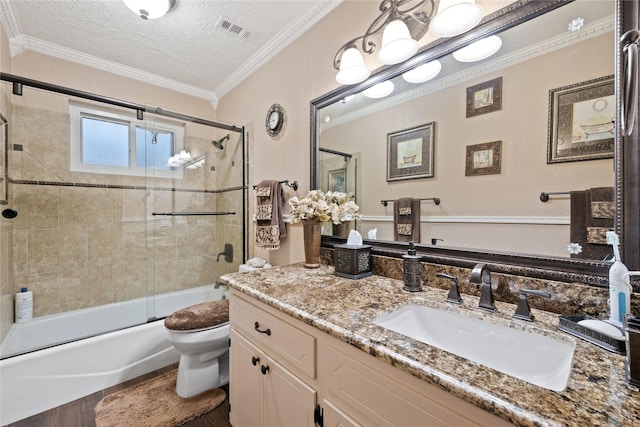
[251,356,260,366]
[260,365,270,375]
[254,321,271,336]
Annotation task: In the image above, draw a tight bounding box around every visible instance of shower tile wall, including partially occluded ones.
[1,90,14,342]
[2,96,243,333]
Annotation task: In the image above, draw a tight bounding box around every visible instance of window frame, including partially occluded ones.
[69,103,185,178]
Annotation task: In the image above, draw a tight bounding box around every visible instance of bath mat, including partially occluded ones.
[94,369,226,427]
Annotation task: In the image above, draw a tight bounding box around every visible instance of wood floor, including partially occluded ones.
[6,364,232,427]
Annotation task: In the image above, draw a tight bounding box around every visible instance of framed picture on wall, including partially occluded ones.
[387,122,435,182]
[465,140,502,176]
[547,75,615,164]
[328,168,346,192]
[466,77,502,118]
[0,113,7,205]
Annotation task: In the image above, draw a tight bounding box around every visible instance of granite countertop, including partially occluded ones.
[220,264,640,426]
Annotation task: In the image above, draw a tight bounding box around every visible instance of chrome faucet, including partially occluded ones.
[470,263,496,312]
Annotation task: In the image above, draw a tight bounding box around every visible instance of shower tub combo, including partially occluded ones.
[0,284,228,425]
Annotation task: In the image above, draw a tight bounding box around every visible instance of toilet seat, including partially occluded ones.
[164,299,229,332]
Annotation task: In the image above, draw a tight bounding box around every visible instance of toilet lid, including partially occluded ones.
[164,299,230,331]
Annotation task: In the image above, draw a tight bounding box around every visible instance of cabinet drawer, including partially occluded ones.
[320,339,512,427]
[231,295,316,379]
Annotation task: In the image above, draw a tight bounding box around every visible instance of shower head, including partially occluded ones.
[212,134,230,151]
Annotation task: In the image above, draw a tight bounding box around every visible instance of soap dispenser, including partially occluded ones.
[403,242,423,292]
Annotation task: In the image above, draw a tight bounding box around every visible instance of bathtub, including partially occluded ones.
[0,284,228,425]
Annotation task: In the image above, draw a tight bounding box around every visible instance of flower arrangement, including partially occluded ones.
[288,190,361,224]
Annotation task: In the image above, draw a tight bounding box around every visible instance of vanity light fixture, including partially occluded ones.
[123,0,176,20]
[452,35,502,62]
[334,0,436,85]
[362,80,395,99]
[402,59,442,83]
[334,0,486,85]
[429,0,484,38]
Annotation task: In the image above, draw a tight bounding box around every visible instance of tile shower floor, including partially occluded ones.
[6,364,231,427]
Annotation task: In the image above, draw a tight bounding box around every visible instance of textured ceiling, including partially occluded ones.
[0,0,340,105]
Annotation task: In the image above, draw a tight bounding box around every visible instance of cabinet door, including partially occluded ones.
[229,330,261,427]
[263,354,317,427]
[322,399,361,427]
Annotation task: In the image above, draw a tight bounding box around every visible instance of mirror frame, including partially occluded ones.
[311,0,640,285]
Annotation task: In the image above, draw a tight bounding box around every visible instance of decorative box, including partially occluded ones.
[334,244,372,279]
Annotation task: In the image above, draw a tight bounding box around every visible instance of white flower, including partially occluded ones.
[288,190,361,224]
[566,242,583,254]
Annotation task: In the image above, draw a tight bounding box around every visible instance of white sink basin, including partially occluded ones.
[373,304,575,391]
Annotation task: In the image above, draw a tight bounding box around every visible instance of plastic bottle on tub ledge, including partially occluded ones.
[15,287,33,323]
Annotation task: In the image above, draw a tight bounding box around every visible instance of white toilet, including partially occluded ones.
[164,299,230,398]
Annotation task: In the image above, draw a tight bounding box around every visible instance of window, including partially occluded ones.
[70,103,185,178]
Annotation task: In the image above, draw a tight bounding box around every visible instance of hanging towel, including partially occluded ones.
[255,180,286,250]
[585,186,614,245]
[569,187,613,260]
[393,198,421,242]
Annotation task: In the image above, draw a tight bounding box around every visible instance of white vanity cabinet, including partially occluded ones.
[229,293,317,427]
[229,290,512,427]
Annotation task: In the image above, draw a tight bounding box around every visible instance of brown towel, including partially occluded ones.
[255,180,286,250]
[570,187,613,260]
[393,198,421,242]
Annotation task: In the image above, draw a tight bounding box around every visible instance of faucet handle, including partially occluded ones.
[436,273,462,304]
[512,289,552,322]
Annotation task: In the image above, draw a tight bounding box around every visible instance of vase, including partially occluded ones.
[302,218,322,268]
[332,222,351,238]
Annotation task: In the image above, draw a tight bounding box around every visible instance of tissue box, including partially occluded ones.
[334,244,372,279]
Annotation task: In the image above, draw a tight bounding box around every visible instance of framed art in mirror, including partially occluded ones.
[465,140,502,177]
[328,168,346,192]
[466,77,503,118]
[547,75,615,164]
[387,122,435,182]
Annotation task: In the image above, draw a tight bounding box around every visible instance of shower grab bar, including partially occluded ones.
[252,179,298,191]
[539,191,570,202]
[152,211,236,216]
[381,197,441,207]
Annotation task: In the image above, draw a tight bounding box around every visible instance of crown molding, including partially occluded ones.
[214,0,342,99]
[0,0,342,107]
[9,35,217,104]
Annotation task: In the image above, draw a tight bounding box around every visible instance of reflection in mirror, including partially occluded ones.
[317,0,615,261]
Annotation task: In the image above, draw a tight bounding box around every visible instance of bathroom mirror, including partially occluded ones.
[311,0,640,282]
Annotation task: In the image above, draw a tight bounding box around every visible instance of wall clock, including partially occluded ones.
[265,103,286,139]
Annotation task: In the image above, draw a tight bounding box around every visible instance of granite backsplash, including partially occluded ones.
[321,247,640,319]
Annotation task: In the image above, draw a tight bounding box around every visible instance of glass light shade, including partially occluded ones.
[336,47,371,85]
[123,0,171,19]
[377,20,418,65]
[430,0,484,38]
[362,81,395,99]
[402,60,442,83]
[453,35,502,62]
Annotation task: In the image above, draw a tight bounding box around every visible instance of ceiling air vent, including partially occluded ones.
[216,17,251,40]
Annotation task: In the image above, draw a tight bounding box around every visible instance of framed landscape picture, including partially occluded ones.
[387,122,435,182]
[465,140,502,176]
[547,75,614,164]
[466,77,503,118]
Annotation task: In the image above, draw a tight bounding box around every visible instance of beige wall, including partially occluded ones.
[318,33,614,256]
[216,1,384,266]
